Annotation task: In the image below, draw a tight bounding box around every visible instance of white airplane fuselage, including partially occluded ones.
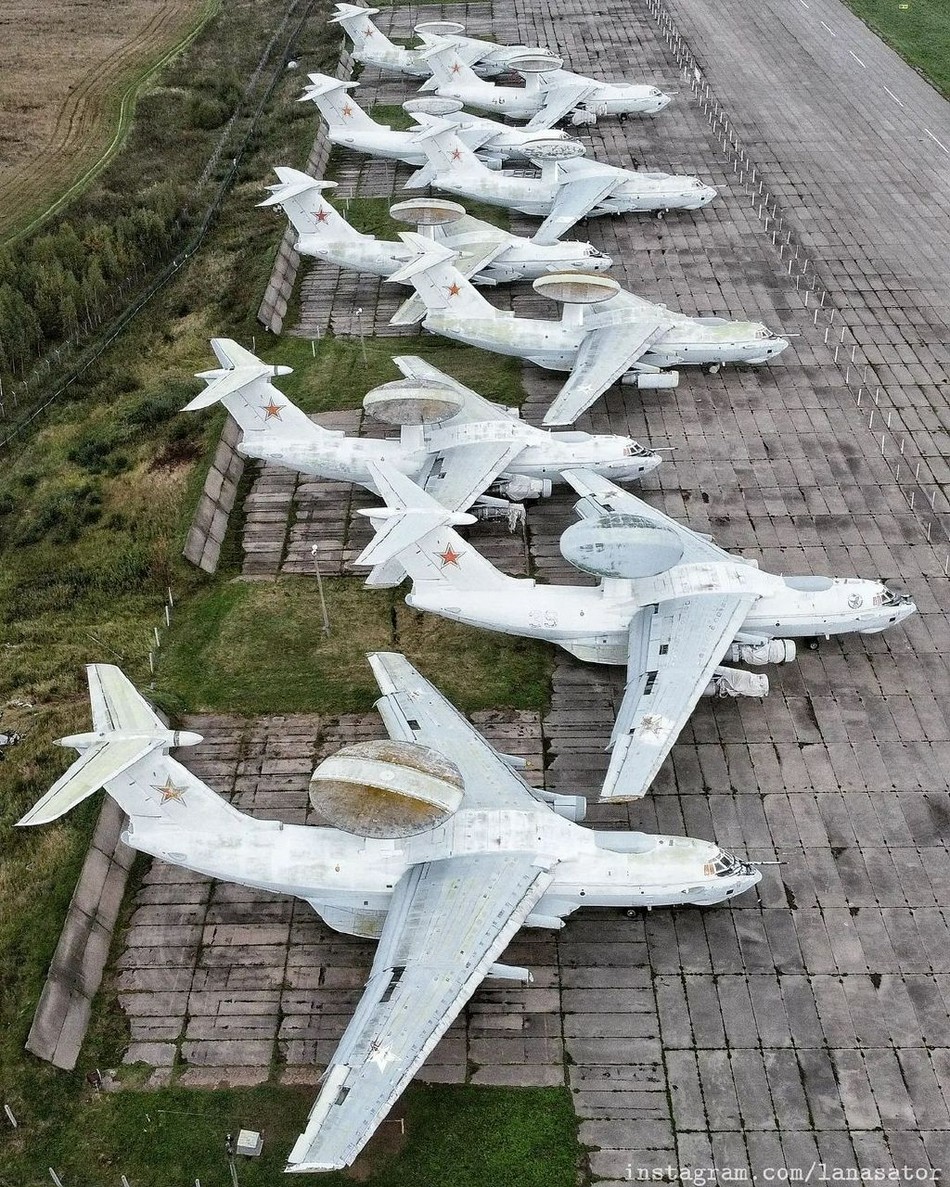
[407,567,916,663]
[125,797,761,933]
[294,232,611,283]
[239,421,660,489]
[422,310,789,371]
[326,119,579,166]
[434,79,670,120]
[431,166,717,217]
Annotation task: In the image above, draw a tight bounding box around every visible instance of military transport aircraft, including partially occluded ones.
[259,169,610,324]
[423,38,672,126]
[184,341,661,526]
[406,118,716,239]
[300,74,583,165]
[388,241,789,424]
[354,465,917,800]
[331,2,544,80]
[19,658,761,1170]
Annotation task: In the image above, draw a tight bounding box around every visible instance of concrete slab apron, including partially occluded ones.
[509,0,950,1178]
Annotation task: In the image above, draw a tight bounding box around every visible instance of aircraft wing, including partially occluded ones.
[561,468,746,567]
[88,663,167,732]
[421,440,526,511]
[601,592,758,800]
[287,851,555,1171]
[391,356,518,425]
[367,652,544,812]
[542,316,672,425]
[525,78,596,130]
[531,169,623,245]
[391,238,508,325]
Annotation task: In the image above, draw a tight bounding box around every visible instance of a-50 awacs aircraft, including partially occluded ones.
[408,119,717,240]
[20,658,761,1171]
[355,465,917,800]
[300,75,582,166]
[260,170,610,325]
[423,39,672,126]
[389,241,789,424]
[185,341,661,522]
[331,2,544,80]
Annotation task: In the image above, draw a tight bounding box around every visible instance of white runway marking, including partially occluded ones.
[925,129,950,155]
[849,50,866,67]
[819,20,837,36]
[882,85,905,107]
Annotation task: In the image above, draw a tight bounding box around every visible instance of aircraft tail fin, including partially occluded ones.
[300,74,378,133]
[259,168,359,240]
[329,3,393,53]
[387,234,498,321]
[422,38,483,88]
[411,115,486,176]
[356,464,513,591]
[184,339,325,446]
[16,666,209,828]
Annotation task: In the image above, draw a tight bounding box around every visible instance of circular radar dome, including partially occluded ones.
[414,19,466,36]
[533,272,620,305]
[522,139,587,160]
[560,513,685,578]
[363,378,464,425]
[403,96,465,116]
[509,52,563,73]
[310,739,465,838]
[390,197,466,226]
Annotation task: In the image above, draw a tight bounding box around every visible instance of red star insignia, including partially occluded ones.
[364,24,374,35]
[153,777,187,805]
[451,62,462,73]
[437,544,463,567]
[262,399,284,420]
[447,282,461,297]
[450,148,462,161]
[342,103,354,118]
[314,207,329,223]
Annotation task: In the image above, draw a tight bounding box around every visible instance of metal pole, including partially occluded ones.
[310,546,331,637]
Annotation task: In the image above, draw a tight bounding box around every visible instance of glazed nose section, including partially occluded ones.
[651,89,673,111]
[697,183,718,206]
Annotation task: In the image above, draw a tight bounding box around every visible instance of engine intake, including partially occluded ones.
[704,668,769,698]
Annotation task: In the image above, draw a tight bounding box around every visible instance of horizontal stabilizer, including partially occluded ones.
[17,737,164,827]
[387,236,457,283]
[184,339,293,411]
[259,167,337,208]
[355,463,475,567]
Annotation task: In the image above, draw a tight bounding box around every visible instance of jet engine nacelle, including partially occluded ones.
[622,370,680,390]
[569,108,597,127]
[726,639,796,666]
[704,668,769,698]
[560,513,684,578]
[309,739,465,838]
[496,475,552,500]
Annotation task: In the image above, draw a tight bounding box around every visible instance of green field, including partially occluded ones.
[0,4,572,1182]
[843,0,950,96]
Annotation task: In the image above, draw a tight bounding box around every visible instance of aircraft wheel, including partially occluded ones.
[625,908,638,918]
[806,637,821,651]
[655,210,665,220]
[707,363,721,374]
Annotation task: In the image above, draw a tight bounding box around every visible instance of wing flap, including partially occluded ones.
[422,439,526,511]
[531,170,620,244]
[601,593,758,800]
[542,317,671,426]
[287,853,555,1171]
[526,79,595,130]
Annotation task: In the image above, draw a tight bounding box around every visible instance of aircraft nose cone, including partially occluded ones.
[700,185,718,205]
[772,336,791,356]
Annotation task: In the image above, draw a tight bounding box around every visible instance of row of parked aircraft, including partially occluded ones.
[20,6,916,1175]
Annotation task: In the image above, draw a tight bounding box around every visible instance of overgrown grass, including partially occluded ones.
[155,577,552,715]
[843,0,950,97]
[0,1083,580,1187]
